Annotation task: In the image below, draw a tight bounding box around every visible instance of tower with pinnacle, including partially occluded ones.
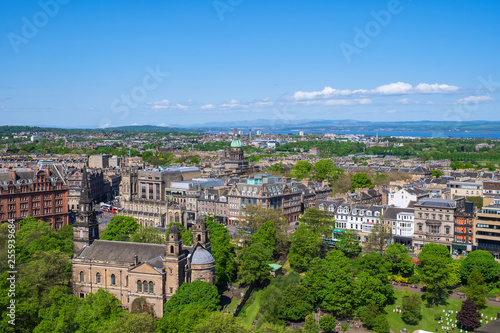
[73,168,99,256]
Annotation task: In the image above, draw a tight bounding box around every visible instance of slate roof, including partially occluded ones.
[77,240,165,264]
[415,198,456,208]
[190,244,215,265]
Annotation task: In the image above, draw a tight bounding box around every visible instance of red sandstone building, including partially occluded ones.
[0,164,70,228]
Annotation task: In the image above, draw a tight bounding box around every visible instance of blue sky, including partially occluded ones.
[1,0,499,128]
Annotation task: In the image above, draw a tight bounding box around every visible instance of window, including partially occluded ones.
[96,272,101,284]
[143,281,148,293]
[169,287,173,293]
[445,227,450,235]
[418,224,423,232]
[111,274,116,286]
[126,276,128,287]
[428,225,440,234]
[149,281,154,294]
[80,271,84,283]
[137,280,142,292]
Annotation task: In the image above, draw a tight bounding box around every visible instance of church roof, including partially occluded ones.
[230,139,242,148]
[190,244,215,265]
[76,240,165,264]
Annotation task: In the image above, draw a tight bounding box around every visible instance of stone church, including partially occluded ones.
[72,169,215,318]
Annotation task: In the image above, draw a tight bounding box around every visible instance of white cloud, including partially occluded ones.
[456,96,494,104]
[395,98,413,104]
[293,82,464,101]
[171,104,188,110]
[200,104,215,110]
[386,110,397,114]
[414,83,461,94]
[296,98,372,106]
[373,82,413,95]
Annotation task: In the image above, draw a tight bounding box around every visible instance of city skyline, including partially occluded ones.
[1,0,499,128]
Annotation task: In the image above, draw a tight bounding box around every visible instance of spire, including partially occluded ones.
[80,168,91,205]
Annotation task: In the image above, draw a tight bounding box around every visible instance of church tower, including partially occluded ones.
[73,168,99,256]
[164,224,187,297]
[192,218,210,250]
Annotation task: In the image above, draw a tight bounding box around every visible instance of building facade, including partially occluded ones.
[0,166,69,228]
[72,178,216,319]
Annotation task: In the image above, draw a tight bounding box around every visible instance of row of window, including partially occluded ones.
[80,272,158,294]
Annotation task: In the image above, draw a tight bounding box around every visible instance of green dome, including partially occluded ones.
[231,139,242,148]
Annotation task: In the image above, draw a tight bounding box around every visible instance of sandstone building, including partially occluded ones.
[72,170,215,317]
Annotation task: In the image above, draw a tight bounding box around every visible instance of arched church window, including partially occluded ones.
[197,234,201,242]
[137,280,142,292]
[143,281,148,293]
[96,272,101,284]
[111,274,116,286]
[170,245,174,254]
[149,281,154,294]
[79,271,84,283]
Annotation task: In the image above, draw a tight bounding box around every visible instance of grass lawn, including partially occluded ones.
[225,296,240,314]
[385,289,500,333]
[239,288,264,327]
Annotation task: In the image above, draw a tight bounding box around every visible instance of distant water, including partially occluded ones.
[270,130,500,139]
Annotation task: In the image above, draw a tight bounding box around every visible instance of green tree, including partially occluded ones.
[34,287,82,333]
[74,289,126,333]
[335,230,361,258]
[164,280,220,314]
[288,225,323,272]
[207,218,236,285]
[239,205,289,255]
[401,293,422,325]
[301,250,354,317]
[431,170,444,178]
[385,243,414,277]
[251,221,278,256]
[291,161,312,181]
[129,226,163,244]
[350,173,373,192]
[460,250,500,284]
[360,303,389,333]
[364,219,392,254]
[299,207,336,237]
[101,216,140,241]
[278,284,314,321]
[259,285,283,325]
[353,271,394,310]
[447,256,464,288]
[303,314,318,333]
[313,159,344,183]
[193,312,250,333]
[465,269,488,309]
[156,304,208,333]
[319,315,336,333]
[100,312,156,333]
[255,322,296,333]
[15,217,73,264]
[340,322,350,333]
[238,242,272,285]
[418,245,451,306]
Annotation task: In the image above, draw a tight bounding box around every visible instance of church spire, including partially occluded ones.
[80,168,91,205]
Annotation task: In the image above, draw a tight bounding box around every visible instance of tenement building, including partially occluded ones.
[413,197,466,252]
[0,163,69,228]
[72,173,215,318]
